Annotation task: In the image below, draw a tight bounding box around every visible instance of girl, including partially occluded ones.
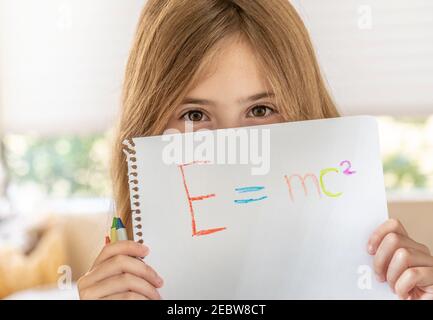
[78,0,433,299]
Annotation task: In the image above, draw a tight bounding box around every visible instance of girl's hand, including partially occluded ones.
[77,240,164,300]
[368,218,433,299]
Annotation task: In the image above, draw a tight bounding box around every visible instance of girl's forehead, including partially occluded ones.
[186,35,271,97]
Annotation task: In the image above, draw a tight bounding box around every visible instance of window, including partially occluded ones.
[378,116,433,197]
[4,131,112,199]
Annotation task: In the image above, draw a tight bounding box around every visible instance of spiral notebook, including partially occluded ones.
[122,116,395,299]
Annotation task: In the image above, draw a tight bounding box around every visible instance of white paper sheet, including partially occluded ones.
[126,116,395,299]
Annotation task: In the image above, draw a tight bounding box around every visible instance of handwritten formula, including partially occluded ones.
[179,160,357,237]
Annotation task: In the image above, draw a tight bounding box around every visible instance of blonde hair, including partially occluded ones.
[112,0,340,235]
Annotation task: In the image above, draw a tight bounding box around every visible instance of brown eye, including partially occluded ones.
[248,105,274,118]
[182,110,209,122]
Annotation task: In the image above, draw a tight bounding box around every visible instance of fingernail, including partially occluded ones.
[376,274,385,282]
[368,244,374,254]
[157,276,164,286]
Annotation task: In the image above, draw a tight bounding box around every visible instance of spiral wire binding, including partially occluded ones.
[122,139,144,244]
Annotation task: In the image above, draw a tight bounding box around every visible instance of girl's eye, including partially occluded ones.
[247,105,275,118]
[181,110,209,122]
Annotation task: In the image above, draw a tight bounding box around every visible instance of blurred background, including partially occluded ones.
[0,0,432,299]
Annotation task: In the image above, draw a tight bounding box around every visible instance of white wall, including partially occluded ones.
[0,0,145,135]
[293,0,433,116]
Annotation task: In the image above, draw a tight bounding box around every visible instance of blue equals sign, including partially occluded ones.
[234,186,268,204]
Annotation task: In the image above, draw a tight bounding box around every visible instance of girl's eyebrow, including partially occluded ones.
[238,92,275,104]
[181,92,275,106]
